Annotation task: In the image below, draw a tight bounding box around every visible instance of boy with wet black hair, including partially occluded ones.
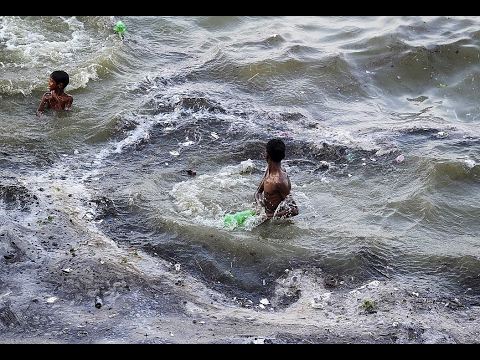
[36,70,73,117]
[255,138,299,219]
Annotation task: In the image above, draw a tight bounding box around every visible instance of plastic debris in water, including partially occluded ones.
[437,131,448,138]
[114,21,126,35]
[223,209,255,228]
[395,154,405,163]
[259,298,270,305]
[465,159,476,168]
[95,296,103,309]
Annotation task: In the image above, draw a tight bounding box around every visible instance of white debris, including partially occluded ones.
[259,298,270,305]
[46,296,58,304]
[311,292,332,309]
[395,154,405,163]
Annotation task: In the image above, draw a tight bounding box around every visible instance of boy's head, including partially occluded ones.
[50,70,69,88]
[266,138,286,162]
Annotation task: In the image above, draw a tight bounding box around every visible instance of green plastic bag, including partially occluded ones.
[223,209,255,227]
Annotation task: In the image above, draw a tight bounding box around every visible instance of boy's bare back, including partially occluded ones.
[255,139,298,219]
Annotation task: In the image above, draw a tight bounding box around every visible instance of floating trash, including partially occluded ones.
[437,131,448,138]
[223,210,255,228]
[114,21,126,35]
[95,296,103,309]
[46,296,58,304]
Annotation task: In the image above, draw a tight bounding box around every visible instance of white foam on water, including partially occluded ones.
[0,16,120,95]
[170,159,258,229]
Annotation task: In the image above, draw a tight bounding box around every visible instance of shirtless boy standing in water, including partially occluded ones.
[255,138,299,219]
[36,70,73,117]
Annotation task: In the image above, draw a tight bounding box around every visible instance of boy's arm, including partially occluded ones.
[273,198,299,218]
[64,95,73,110]
[254,167,269,208]
[36,93,48,117]
[254,178,265,208]
[273,183,299,218]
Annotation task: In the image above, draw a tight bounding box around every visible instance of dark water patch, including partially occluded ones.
[288,141,349,165]
[0,230,27,264]
[393,125,476,148]
[116,117,139,133]
[98,200,405,307]
[0,305,22,329]
[265,110,312,125]
[419,254,480,300]
[138,239,313,306]
[428,161,480,186]
[236,32,286,49]
[0,185,37,211]
[285,44,324,62]
[449,136,480,149]
[0,144,58,172]
[174,96,227,114]
[140,70,198,94]
[288,141,402,174]
[397,126,455,138]
[89,196,118,221]
[97,209,314,305]
[84,114,131,145]
[144,91,228,117]
[355,245,397,280]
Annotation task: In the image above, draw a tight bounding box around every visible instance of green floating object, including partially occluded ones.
[114,21,126,35]
[223,209,255,227]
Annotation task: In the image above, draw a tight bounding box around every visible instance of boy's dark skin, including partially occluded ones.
[255,138,299,219]
[36,70,73,117]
